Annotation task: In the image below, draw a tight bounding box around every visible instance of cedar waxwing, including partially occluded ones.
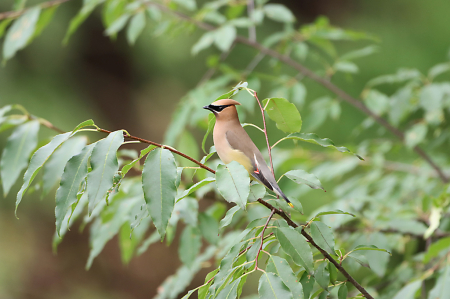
[203,99,294,208]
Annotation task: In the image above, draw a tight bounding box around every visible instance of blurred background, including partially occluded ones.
[0,0,449,298]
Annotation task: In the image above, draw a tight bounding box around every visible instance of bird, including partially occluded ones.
[203,98,294,208]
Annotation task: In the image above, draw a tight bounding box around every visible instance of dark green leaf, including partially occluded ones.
[279,133,363,160]
[299,271,315,299]
[42,136,87,195]
[202,114,215,154]
[424,237,450,263]
[55,143,95,236]
[347,252,370,268]
[3,6,40,61]
[349,245,391,255]
[86,130,124,214]
[219,205,240,230]
[258,272,293,299]
[179,225,202,268]
[263,98,302,133]
[284,169,325,191]
[1,120,40,198]
[127,11,146,45]
[338,284,347,299]
[310,221,335,255]
[0,20,13,39]
[275,227,314,274]
[216,161,250,210]
[266,256,303,298]
[142,148,177,240]
[315,262,329,290]
[329,263,337,284]
[199,212,219,245]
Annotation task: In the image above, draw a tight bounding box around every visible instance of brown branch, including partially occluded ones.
[0,0,72,21]
[254,209,275,270]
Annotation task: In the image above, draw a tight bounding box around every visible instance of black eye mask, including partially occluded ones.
[203,104,232,113]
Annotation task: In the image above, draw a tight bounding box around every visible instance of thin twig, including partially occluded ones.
[254,209,275,270]
[0,0,71,21]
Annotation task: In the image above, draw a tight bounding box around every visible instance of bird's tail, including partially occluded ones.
[272,185,294,208]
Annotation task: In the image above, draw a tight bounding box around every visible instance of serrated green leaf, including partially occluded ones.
[179,225,202,268]
[42,137,87,195]
[219,205,240,230]
[1,120,40,198]
[142,148,177,240]
[338,284,347,299]
[177,177,215,202]
[216,161,250,210]
[310,221,335,255]
[278,132,363,160]
[3,6,40,61]
[121,145,155,176]
[214,25,236,52]
[266,256,303,298]
[258,272,293,299]
[127,11,146,45]
[392,280,422,299]
[275,227,314,274]
[315,262,329,290]
[202,114,215,154]
[263,4,295,23]
[199,212,219,245]
[55,143,95,236]
[284,169,325,191]
[263,98,302,133]
[86,130,124,214]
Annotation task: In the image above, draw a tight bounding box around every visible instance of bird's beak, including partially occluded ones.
[203,105,213,112]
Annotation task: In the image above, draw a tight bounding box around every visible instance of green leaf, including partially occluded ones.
[1,120,40,197]
[405,123,427,149]
[367,68,422,87]
[424,237,450,263]
[199,212,219,245]
[349,245,391,255]
[266,256,303,298]
[73,119,97,132]
[173,0,196,11]
[142,148,177,240]
[284,169,325,191]
[315,262,329,290]
[299,271,314,298]
[312,209,355,219]
[3,6,41,61]
[424,206,442,239]
[55,143,95,236]
[334,61,359,74]
[337,284,347,299]
[340,45,378,61]
[192,31,215,55]
[219,205,240,230]
[263,98,302,133]
[275,227,314,274]
[263,4,295,23]
[105,13,130,35]
[177,177,215,202]
[179,225,202,268]
[32,6,57,38]
[202,114,215,154]
[392,280,422,299]
[122,145,156,176]
[279,133,363,160]
[248,183,266,202]
[216,277,241,299]
[42,137,87,195]
[119,216,150,264]
[429,63,450,79]
[86,130,124,214]
[429,265,450,299]
[347,252,370,268]
[63,2,102,44]
[216,161,250,210]
[198,268,219,299]
[0,20,13,39]
[310,221,335,255]
[127,11,146,45]
[258,272,293,299]
[214,25,236,52]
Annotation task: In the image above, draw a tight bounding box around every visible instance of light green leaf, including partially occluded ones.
[392,280,422,299]
[429,63,450,79]
[363,89,390,116]
[424,206,442,239]
[173,0,196,11]
[367,68,422,87]
[429,265,450,299]
[424,237,450,263]
[121,145,156,176]
[179,225,202,268]
[340,45,378,61]
[198,268,219,299]
[142,148,177,240]
[216,277,241,299]
[347,252,370,268]
[72,119,97,132]
[312,209,355,219]
[1,120,40,198]
[202,113,215,154]
[277,132,364,160]
[258,272,293,299]
[42,137,87,195]
[275,227,314,274]
[315,262,329,290]
[334,61,359,74]
[405,123,427,149]
[127,11,146,45]
[199,212,219,245]
[248,183,266,202]
[3,7,41,61]
[337,284,347,299]
[177,177,215,202]
[267,256,303,298]
[86,130,124,214]
[263,4,295,23]
[63,1,102,44]
[219,205,240,230]
[214,25,236,52]
[192,31,215,55]
[105,13,130,35]
[284,169,325,191]
[349,245,391,255]
[263,98,302,133]
[310,221,335,255]
[216,161,250,210]
[33,6,57,38]
[55,143,95,236]
[0,20,13,39]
